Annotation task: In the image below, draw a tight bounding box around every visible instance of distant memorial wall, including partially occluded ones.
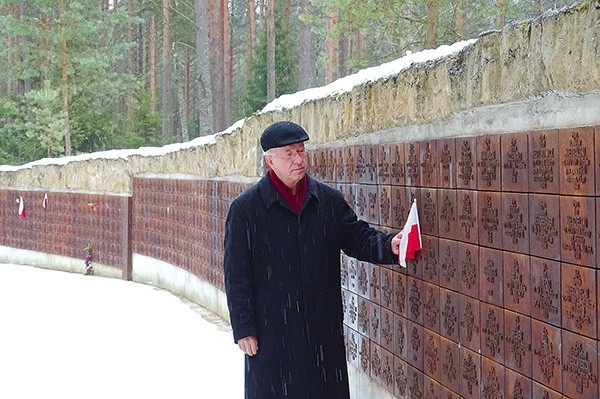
[1,2,600,398]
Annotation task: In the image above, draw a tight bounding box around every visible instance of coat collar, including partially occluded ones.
[259,173,321,212]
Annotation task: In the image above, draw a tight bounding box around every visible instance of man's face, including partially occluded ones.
[264,142,308,189]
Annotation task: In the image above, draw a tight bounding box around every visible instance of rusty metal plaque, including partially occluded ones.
[392,270,407,317]
[422,281,441,333]
[440,335,461,393]
[393,313,408,360]
[423,329,441,381]
[380,266,394,310]
[438,138,457,189]
[561,263,597,339]
[481,357,505,399]
[347,327,360,367]
[407,364,424,399]
[503,252,531,316]
[407,276,423,325]
[406,320,424,371]
[423,375,441,399]
[457,190,479,244]
[438,189,458,239]
[366,185,380,225]
[529,194,561,261]
[389,142,406,186]
[420,140,438,188]
[405,141,421,187]
[440,287,460,343]
[561,329,599,398]
[419,235,439,286]
[531,319,562,392]
[365,144,379,185]
[391,185,408,230]
[355,145,369,183]
[480,302,505,363]
[477,135,501,191]
[458,242,480,299]
[478,190,503,248]
[335,147,345,182]
[479,247,504,306]
[457,137,478,190]
[357,296,370,337]
[532,380,562,399]
[559,126,595,196]
[506,367,532,399]
[560,195,596,268]
[528,129,560,194]
[502,192,530,254]
[504,309,532,377]
[378,185,392,228]
[326,147,336,182]
[501,132,529,192]
[530,257,561,327]
[459,294,481,352]
[420,188,438,237]
[460,346,482,399]
[378,144,392,185]
[439,238,460,292]
[394,356,409,398]
[370,262,382,305]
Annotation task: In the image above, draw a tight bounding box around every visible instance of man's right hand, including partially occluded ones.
[238,336,259,356]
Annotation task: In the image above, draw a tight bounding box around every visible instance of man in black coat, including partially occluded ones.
[224,121,403,399]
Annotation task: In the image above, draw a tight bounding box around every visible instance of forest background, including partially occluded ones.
[0,0,572,165]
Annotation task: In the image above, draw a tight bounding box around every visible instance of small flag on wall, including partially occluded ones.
[399,199,422,267]
[43,193,48,209]
[17,196,26,218]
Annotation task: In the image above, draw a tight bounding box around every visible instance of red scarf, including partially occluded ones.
[268,169,307,214]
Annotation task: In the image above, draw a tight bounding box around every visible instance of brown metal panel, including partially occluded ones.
[370,263,382,305]
[479,246,504,306]
[531,319,563,392]
[439,238,460,292]
[530,257,561,327]
[389,142,406,186]
[357,260,370,299]
[393,314,408,360]
[440,335,461,393]
[478,190,503,248]
[561,329,599,399]
[348,256,359,294]
[505,368,533,399]
[355,145,369,183]
[481,358,505,399]
[528,129,560,194]
[357,296,370,337]
[347,327,360,368]
[502,192,530,254]
[458,242,480,299]
[335,147,345,182]
[405,141,421,187]
[423,375,441,399]
[457,189,479,244]
[459,294,481,352]
[358,333,371,375]
[422,282,440,334]
[344,146,357,183]
[378,144,392,185]
[529,194,561,261]
[355,184,369,222]
[365,144,379,185]
[394,356,409,398]
[325,147,336,182]
[477,135,502,191]
[440,287,460,343]
[532,381,561,399]
[559,126,595,196]
[420,140,438,188]
[407,276,423,325]
[380,266,393,310]
[380,307,395,354]
[438,189,458,240]
[438,138,457,189]
[501,132,529,193]
[407,364,424,399]
[504,310,533,378]
[561,263,597,339]
[406,320,424,372]
[503,251,531,316]
[457,137,478,190]
[480,302,505,363]
[420,188,438,237]
[369,301,382,345]
[423,329,441,381]
[419,235,439,286]
[391,185,408,230]
[378,185,393,228]
[560,195,596,268]
[460,346,482,399]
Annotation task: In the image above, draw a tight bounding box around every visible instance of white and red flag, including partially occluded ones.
[17,196,26,218]
[398,199,422,267]
[43,193,48,209]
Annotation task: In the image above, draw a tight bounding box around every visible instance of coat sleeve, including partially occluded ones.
[223,200,259,343]
[338,194,397,265]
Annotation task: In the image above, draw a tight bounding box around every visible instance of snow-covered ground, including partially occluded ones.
[0,263,243,399]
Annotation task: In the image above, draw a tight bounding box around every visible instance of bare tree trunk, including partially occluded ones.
[125,0,134,120]
[162,0,174,139]
[59,0,71,156]
[266,0,276,101]
[221,0,231,128]
[496,0,506,28]
[425,0,439,49]
[207,0,225,132]
[149,16,157,113]
[180,47,190,141]
[453,0,465,41]
[195,0,213,136]
[298,0,315,89]
[325,10,340,84]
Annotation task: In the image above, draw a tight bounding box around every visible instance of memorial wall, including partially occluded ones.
[1,2,599,398]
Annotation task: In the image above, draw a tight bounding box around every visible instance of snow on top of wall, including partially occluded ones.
[0,40,476,172]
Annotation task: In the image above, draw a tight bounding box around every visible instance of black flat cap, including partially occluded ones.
[260,121,309,151]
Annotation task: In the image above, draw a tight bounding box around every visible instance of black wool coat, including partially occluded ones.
[224,174,396,399]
